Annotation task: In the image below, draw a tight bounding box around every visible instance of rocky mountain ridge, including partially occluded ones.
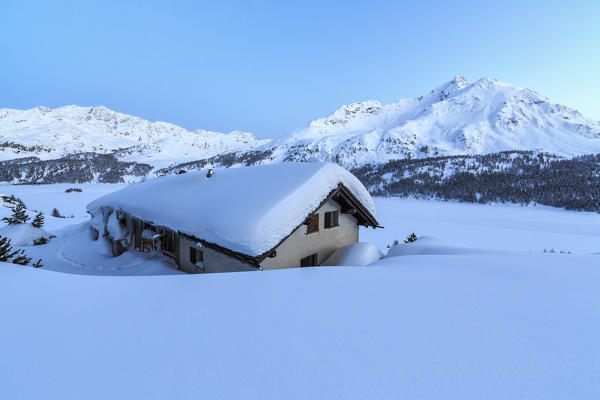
[0,105,267,168]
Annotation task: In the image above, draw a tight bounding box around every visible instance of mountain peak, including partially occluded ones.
[281,75,600,166]
[451,74,469,87]
[420,75,470,102]
[442,74,470,91]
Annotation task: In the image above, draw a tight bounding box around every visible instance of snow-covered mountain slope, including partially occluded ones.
[263,75,600,166]
[0,105,269,167]
[2,76,600,174]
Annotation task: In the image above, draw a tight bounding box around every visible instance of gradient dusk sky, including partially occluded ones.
[2,0,598,138]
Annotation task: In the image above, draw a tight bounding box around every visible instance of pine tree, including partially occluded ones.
[0,235,36,266]
[15,203,29,223]
[11,249,32,265]
[51,208,63,218]
[8,194,26,208]
[31,211,45,228]
[32,259,43,268]
[2,202,29,225]
[0,236,19,262]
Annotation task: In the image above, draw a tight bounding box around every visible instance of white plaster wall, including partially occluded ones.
[260,199,358,270]
[178,235,255,274]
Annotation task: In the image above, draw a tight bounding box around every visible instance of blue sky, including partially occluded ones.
[2,0,598,138]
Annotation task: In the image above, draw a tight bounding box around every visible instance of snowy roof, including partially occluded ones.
[87,162,377,257]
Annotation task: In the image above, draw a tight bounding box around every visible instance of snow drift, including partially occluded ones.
[0,223,53,246]
[385,236,493,258]
[322,242,383,266]
[2,252,599,399]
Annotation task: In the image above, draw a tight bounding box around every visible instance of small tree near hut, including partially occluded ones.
[2,202,29,225]
[0,236,19,262]
[0,235,40,267]
[31,211,45,228]
[11,249,32,265]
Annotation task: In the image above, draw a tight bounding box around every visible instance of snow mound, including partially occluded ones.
[87,162,376,256]
[322,242,383,266]
[385,236,491,258]
[54,223,181,275]
[0,223,53,246]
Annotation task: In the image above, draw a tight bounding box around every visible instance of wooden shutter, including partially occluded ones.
[324,211,339,229]
[307,213,319,234]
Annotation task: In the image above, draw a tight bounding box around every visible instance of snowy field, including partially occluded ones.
[364,197,600,254]
[1,183,600,399]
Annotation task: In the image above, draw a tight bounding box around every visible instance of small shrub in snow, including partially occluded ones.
[11,249,32,266]
[393,239,399,245]
[51,208,64,218]
[31,211,45,228]
[404,233,419,243]
[32,259,43,268]
[2,202,29,225]
[33,237,49,246]
[65,187,83,193]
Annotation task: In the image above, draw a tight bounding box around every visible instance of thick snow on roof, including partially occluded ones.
[87,162,375,257]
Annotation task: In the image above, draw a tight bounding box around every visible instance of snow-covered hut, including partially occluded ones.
[87,162,380,273]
